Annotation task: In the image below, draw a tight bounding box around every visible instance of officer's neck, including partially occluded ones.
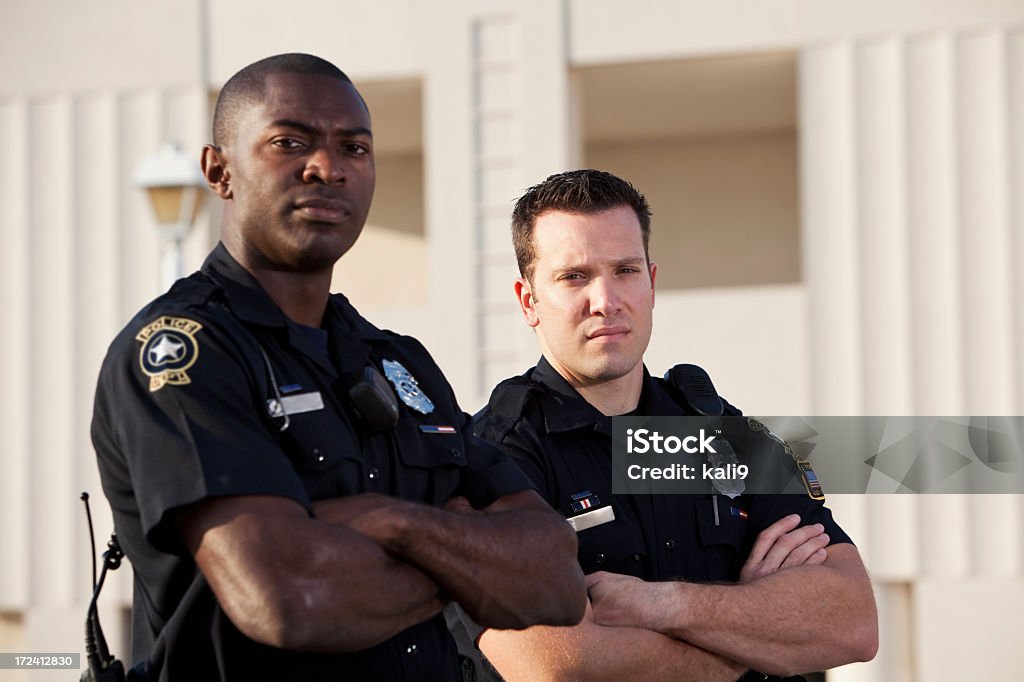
[556,360,645,417]
[254,268,331,328]
[221,235,333,327]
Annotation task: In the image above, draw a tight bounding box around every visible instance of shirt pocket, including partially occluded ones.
[575,505,647,576]
[394,421,468,506]
[694,496,749,581]
[280,409,364,499]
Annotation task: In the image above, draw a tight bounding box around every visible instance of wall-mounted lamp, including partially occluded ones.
[133,143,207,287]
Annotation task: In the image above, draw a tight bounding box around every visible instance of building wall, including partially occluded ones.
[1,2,1022,680]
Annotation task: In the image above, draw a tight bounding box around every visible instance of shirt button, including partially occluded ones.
[449,448,462,459]
[596,553,607,564]
[633,554,641,561]
[368,467,381,480]
[313,448,325,462]
[665,539,676,549]
[406,644,418,655]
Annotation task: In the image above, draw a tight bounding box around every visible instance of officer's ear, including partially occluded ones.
[515,277,540,328]
[649,261,657,308]
[201,144,232,199]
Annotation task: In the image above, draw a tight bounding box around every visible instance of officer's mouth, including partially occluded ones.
[294,198,351,224]
[587,325,630,342]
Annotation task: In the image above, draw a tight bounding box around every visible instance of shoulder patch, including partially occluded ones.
[747,418,825,500]
[136,316,203,392]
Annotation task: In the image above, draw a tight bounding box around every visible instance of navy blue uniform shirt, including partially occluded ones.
[454,356,852,682]
[92,244,531,682]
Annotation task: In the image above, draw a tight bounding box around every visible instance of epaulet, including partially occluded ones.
[130,273,222,323]
[474,376,535,443]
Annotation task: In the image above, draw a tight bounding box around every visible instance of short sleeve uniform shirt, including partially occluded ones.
[91,244,531,682]
[466,357,852,682]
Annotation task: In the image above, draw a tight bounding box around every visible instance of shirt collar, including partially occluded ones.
[529,356,679,435]
[200,243,288,328]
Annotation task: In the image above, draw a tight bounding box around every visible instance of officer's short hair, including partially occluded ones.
[511,169,652,282]
[212,53,365,146]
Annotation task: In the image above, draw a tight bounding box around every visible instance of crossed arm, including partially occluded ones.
[179,489,586,653]
[480,515,877,681]
[586,542,877,677]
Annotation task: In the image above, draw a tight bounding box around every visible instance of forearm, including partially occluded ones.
[280,523,446,651]
[383,492,586,629]
[184,496,445,652]
[481,611,747,682]
[612,546,878,675]
[320,491,585,629]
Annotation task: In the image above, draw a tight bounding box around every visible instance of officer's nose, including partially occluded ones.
[303,147,345,184]
[588,278,622,317]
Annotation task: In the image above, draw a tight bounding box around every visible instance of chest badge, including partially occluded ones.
[136,316,203,392]
[382,359,434,415]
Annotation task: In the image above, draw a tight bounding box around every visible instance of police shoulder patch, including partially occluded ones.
[136,316,203,392]
[747,418,825,500]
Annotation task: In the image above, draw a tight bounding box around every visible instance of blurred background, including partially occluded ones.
[1,1,1022,680]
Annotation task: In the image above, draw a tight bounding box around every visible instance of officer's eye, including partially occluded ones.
[271,138,305,149]
[345,143,371,155]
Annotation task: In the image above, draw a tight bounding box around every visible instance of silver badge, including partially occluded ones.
[382,359,434,415]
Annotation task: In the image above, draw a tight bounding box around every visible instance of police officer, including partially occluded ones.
[91,54,585,682]
[458,170,878,681]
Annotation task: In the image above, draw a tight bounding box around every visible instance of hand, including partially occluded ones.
[739,514,829,583]
[443,496,482,516]
[585,571,654,629]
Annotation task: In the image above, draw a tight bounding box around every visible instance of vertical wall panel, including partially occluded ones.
[856,37,913,413]
[0,100,31,609]
[28,97,77,605]
[1011,31,1024,424]
[799,44,864,414]
[472,13,522,398]
[855,39,919,579]
[956,32,1020,577]
[905,34,973,577]
[956,31,1016,415]
[906,35,963,415]
[73,93,122,604]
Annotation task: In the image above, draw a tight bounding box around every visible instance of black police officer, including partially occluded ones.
[91,54,585,682]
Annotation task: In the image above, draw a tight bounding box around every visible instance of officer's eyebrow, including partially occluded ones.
[550,256,646,276]
[269,119,373,139]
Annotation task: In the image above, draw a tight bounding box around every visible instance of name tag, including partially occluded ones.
[567,505,615,533]
[267,391,324,417]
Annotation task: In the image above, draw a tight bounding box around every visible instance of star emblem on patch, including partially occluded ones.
[136,316,203,392]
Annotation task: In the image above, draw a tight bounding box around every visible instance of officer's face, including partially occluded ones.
[517,206,656,388]
[211,72,375,272]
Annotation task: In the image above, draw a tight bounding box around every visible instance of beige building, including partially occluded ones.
[1,1,1022,680]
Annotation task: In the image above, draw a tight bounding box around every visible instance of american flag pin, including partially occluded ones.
[419,425,457,434]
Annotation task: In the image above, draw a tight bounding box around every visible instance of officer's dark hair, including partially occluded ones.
[212,53,365,146]
[511,169,652,282]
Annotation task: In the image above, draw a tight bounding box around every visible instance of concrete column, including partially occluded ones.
[956,31,1021,577]
[0,99,31,610]
[906,35,963,416]
[28,95,78,606]
[799,43,864,415]
[957,31,1015,415]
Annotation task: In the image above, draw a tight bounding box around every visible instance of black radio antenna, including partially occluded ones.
[79,492,126,682]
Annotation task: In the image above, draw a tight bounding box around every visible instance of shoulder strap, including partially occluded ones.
[475,377,535,442]
[663,364,725,416]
